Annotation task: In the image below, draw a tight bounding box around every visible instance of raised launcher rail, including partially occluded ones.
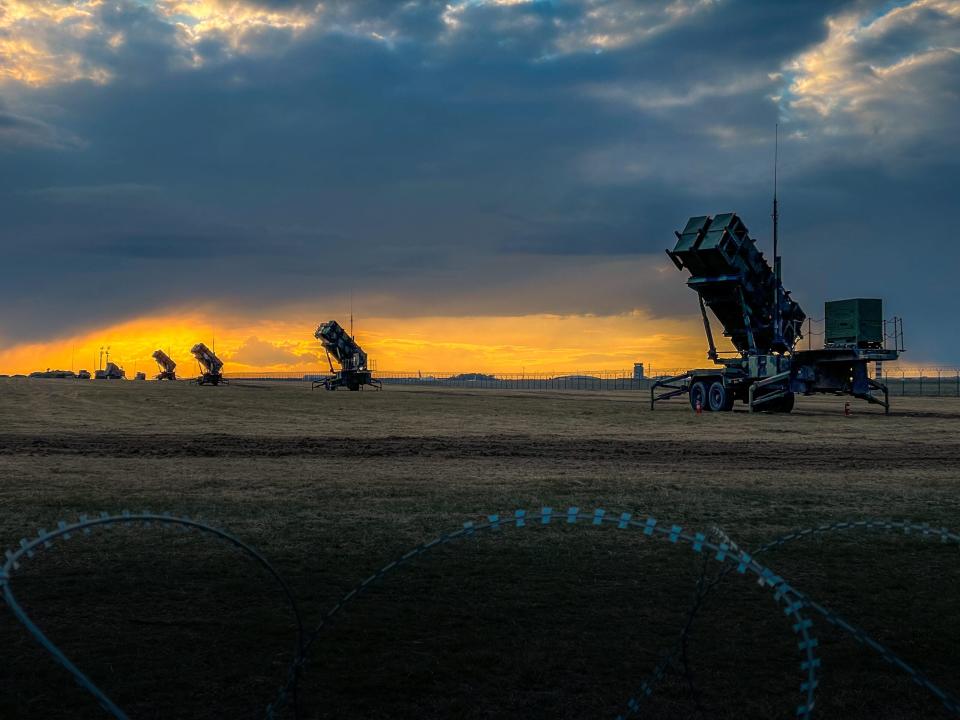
[189,343,226,386]
[151,350,177,381]
[652,213,900,414]
[312,321,381,391]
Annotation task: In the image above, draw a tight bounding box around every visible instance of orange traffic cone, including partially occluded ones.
[696,400,703,415]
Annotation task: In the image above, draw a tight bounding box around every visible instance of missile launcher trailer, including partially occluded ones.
[152,350,178,381]
[313,321,381,391]
[190,343,226,386]
[651,213,900,414]
[94,362,125,380]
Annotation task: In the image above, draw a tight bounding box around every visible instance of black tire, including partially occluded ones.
[708,381,734,412]
[689,381,709,412]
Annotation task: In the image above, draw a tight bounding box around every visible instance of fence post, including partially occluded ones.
[919,371,924,397]
[938,370,942,397]
[902,372,905,396]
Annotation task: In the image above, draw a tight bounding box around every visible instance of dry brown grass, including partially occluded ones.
[1,379,958,720]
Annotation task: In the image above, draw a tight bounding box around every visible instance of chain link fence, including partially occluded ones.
[223,367,960,397]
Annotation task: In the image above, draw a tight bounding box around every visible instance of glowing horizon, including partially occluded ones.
[0,309,714,378]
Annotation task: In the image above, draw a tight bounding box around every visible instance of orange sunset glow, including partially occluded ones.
[0,310,711,377]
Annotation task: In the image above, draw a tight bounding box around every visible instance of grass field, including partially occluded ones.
[1,379,958,720]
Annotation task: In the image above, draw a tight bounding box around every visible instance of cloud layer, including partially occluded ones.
[1,0,958,365]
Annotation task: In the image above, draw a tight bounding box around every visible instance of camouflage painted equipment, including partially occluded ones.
[825,299,883,349]
[654,212,900,414]
[667,213,805,355]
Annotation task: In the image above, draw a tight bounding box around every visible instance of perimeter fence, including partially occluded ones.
[224,368,960,397]
[2,509,959,719]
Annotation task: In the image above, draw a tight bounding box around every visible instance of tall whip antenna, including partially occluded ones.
[773,123,779,269]
[772,123,783,348]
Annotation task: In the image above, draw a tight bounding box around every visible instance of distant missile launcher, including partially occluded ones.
[94,362,125,380]
[152,350,178,381]
[190,343,225,386]
[313,321,381,391]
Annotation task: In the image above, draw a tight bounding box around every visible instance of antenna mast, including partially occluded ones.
[772,123,783,348]
[773,123,779,269]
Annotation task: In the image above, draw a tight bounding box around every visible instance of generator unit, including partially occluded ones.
[652,213,901,413]
[152,350,177,381]
[824,299,883,349]
[190,343,226,386]
[313,321,381,391]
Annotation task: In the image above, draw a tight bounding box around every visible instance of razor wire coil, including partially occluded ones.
[2,510,958,719]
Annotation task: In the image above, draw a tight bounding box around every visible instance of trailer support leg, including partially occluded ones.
[748,371,791,412]
[650,373,693,410]
[863,379,890,415]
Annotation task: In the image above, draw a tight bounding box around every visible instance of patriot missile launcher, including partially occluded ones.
[152,350,177,381]
[313,321,381,391]
[190,343,226,386]
[652,213,901,413]
[94,362,125,380]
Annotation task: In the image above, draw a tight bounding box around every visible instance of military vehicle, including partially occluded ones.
[651,213,902,413]
[190,343,225,385]
[152,350,177,381]
[313,321,381,391]
[94,362,125,380]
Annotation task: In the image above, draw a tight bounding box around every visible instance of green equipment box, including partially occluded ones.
[825,298,883,348]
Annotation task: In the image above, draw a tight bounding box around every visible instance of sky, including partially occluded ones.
[0,0,958,375]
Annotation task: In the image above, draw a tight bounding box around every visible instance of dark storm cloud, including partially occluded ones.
[0,0,958,362]
[0,104,85,149]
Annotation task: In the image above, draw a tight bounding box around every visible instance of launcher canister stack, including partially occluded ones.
[668,213,805,358]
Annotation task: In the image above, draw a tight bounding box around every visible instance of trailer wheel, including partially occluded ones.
[689,381,709,412]
[708,381,734,411]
